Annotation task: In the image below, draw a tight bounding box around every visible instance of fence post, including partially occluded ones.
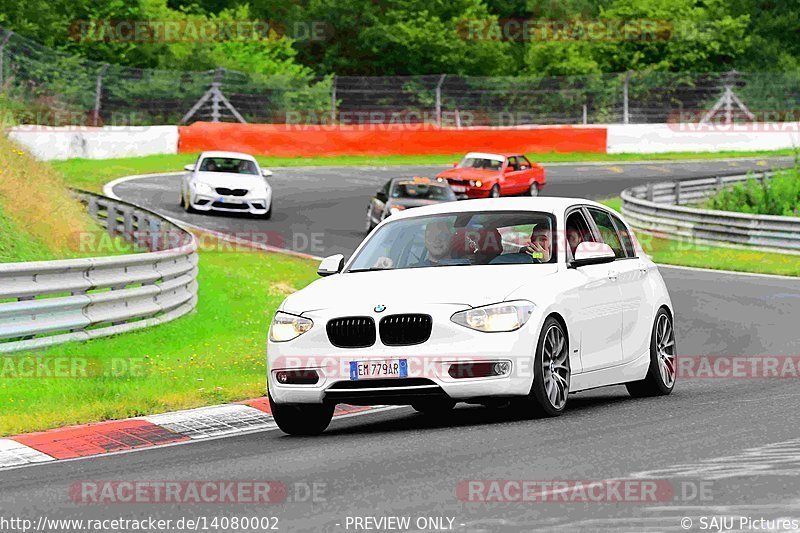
[582,104,588,125]
[93,63,109,127]
[674,181,682,205]
[210,68,224,122]
[646,182,654,202]
[623,70,632,124]
[330,75,337,125]
[0,30,12,89]
[716,176,723,193]
[435,74,446,128]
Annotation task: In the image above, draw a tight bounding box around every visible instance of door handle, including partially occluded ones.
[608,270,618,281]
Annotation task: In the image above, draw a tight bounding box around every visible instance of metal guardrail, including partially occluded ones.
[0,191,198,353]
[621,170,800,253]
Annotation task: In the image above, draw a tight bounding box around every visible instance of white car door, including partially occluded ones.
[564,208,624,372]
[587,207,653,363]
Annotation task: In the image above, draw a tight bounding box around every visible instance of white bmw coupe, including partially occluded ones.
[181,150,273,218]
[267,197,676,435]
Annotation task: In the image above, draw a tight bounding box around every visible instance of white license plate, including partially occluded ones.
[451,185,466,192]
[349,359,408,380]
[219,197,243,204]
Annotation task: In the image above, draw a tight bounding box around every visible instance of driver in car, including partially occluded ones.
[416,220,457,267]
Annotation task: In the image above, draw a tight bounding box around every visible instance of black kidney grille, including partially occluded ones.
[326,316,376,348]
[215,187,248,196]
[379,314,433,346]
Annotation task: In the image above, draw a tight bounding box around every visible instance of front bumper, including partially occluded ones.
[267,304,544,405]
[190,192,271,214]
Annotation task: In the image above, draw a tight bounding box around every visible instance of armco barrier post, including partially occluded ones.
[646,182,654,201]
[674,181,682,205]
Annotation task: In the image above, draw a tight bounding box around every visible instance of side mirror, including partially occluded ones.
[318,254,345,277]
[261,168,273,178]
[570,242,615,268]
[452,162,458,168]
[183,164,195,172]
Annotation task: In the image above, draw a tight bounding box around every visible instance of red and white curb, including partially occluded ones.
[0,400,392,471]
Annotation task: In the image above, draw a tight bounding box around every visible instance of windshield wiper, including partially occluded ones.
[346,267,393,273]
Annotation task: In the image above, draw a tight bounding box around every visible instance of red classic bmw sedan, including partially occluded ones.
[436,152,546,199]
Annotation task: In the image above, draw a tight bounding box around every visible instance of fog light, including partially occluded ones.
[274,370,319,385]
[448,361,511,379]
[493,361,511,376]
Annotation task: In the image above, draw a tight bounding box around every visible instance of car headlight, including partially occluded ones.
[269,311,313,342]
[194,182,215,195]
[389,206,406,215]
[451,301,534,333]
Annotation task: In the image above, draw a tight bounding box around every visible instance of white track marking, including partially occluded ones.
[0,439,54,468]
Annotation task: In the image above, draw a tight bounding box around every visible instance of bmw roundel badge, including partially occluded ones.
[374,304,386,313]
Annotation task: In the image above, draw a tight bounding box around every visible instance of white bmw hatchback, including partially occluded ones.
[267,197,676,435]
[181,151,273,218]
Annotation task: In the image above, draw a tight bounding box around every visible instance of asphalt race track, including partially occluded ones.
[2,157,799,532]
[111,157,794,257]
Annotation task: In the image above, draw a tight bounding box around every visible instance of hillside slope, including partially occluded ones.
[0,133,101,262]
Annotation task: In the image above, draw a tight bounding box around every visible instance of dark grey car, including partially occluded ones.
[365,176,458,232]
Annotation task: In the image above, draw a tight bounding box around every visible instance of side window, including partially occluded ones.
[588,208,626,259]
[565,210,595,257]
[519,155,532,169]
[506,157,519,171]
[377,180,391,201]
[609,212,636,258]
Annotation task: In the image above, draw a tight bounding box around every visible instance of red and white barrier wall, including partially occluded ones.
[7,122,800,160]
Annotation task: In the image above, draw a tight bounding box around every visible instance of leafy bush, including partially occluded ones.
[706,168,800,217]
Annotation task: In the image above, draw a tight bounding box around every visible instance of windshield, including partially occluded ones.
[391,182,456,201]
[458,156,503,171]
[199,157,259,175]
[348,211,556,272]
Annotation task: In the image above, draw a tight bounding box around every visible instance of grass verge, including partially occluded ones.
[0,135,114,262]
[0,250,318,436]
[53,149,795,193]
[600,197,800,277]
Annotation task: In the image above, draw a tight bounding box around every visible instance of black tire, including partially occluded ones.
[182,192,197,214]
[529,182,539,196]
[412,398,456,416]
[626,308,676,397]
[269,393,334,436]
[260,204,272,220]
[365,208,375,233]
[489,185,501,198]
[514,316,570,418]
